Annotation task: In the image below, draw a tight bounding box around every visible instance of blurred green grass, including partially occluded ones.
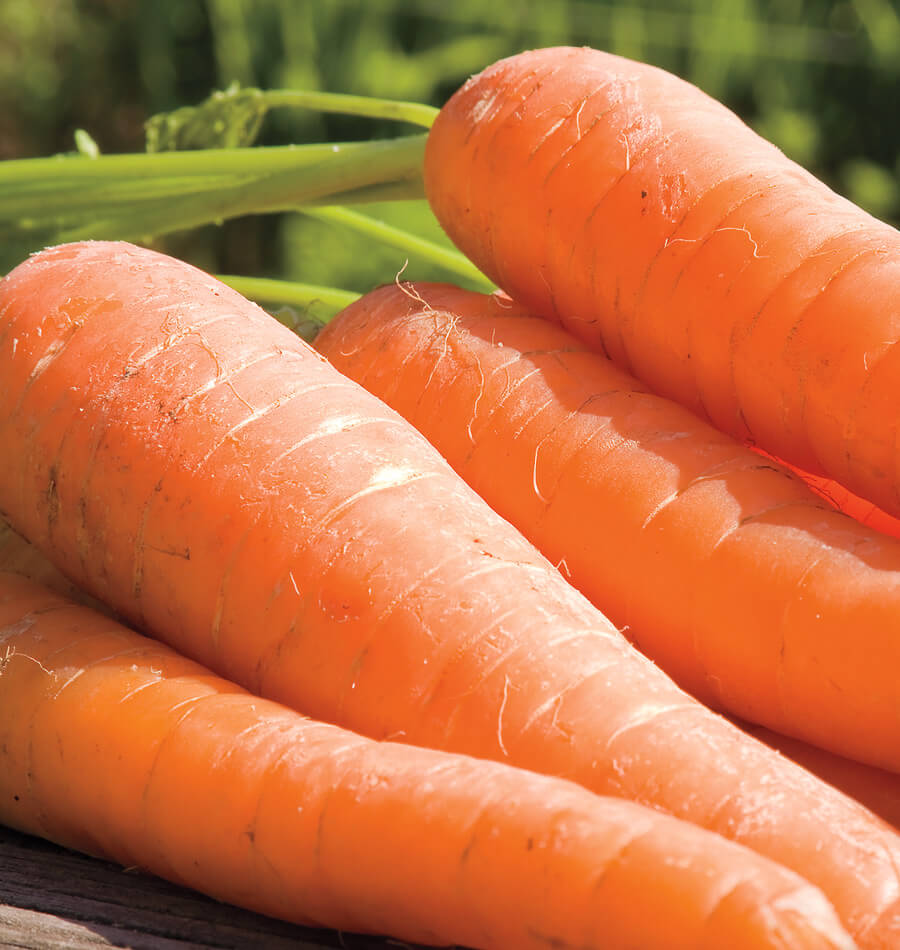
[1,0,897,288]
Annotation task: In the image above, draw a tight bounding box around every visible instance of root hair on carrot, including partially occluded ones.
[0,643,56,680]
[422,309,462,396]
[466,356,486,444]
[393,262,434,314]
[497,673,511,756]
[531,441,550,505]
[574,99,586,137]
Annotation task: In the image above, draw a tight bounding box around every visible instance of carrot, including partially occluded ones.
[0,514,108,607]
[735,719,900,836]
[747,449,900,541]
[1,241,899,945]
[9,573,856,950]
[795,474,900,540]
[314,280,900,776]
[423,46,900,520]
[4,513,893,908]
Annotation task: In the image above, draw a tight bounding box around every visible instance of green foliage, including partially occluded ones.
[842,157,900,222]
[281,199,490,295]
[0,0,897,284]
[145,83,268,151]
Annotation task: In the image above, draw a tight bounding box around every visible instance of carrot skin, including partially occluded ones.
[315,281,900,776]
[0,572,859,950]
[736,720,900,835]
[1,241,898,945]
[423,46,900,518]
[747,448,900,541]
[0,515,98,602]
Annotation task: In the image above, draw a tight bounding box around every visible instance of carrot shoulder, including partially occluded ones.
[0,241,898,946]
[423,45,900,519]
[9,571,856,950]
[314,281,900,776]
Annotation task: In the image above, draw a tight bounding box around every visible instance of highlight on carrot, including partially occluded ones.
[9,571,857,950]
[423,45,900,521]
[2,241,900,946]
[314,280,900,777]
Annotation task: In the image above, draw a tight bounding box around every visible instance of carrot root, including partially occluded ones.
[0,572,858,950]
[423,46,900,521]
[1,241,898,946]
[314,281,900,778]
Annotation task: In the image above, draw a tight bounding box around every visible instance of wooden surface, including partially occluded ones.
[0,825,445,949]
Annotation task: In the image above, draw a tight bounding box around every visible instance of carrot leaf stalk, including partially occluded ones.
[0,134,427,260]
[215,274,359,339]
[300,206,496,291]
[144,85,438,153]
[0,86,440,269]
[216,274,359,316]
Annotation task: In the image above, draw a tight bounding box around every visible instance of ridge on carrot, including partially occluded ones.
[2,241,900,946]
[423,45,900,521]
[314,281,900,775]
[8,571,855,950]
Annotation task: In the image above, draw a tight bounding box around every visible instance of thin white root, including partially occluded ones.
[0,643,57,680]
[497,674,511,757]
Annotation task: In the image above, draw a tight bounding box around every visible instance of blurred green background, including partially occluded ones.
[1,0,897,294]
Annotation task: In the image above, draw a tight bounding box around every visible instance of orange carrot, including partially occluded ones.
[796,474,900,540]
[315,280,900,776]
[0,525,890,936]
[9,572,856,950]
[747,449,900,541]
[8,492,888,845]
[423,46,900,519]
[735,719,900,836]
[0,514,108,607]
[2,241,900,945]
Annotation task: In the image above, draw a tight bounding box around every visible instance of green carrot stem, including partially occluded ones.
[217,274,359,315]
[0,142,342,189]
[301,206,495,290]
[3,136,427,245]
[256,90,438,128]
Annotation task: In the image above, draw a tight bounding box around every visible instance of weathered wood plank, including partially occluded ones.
[0,826,440,949]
